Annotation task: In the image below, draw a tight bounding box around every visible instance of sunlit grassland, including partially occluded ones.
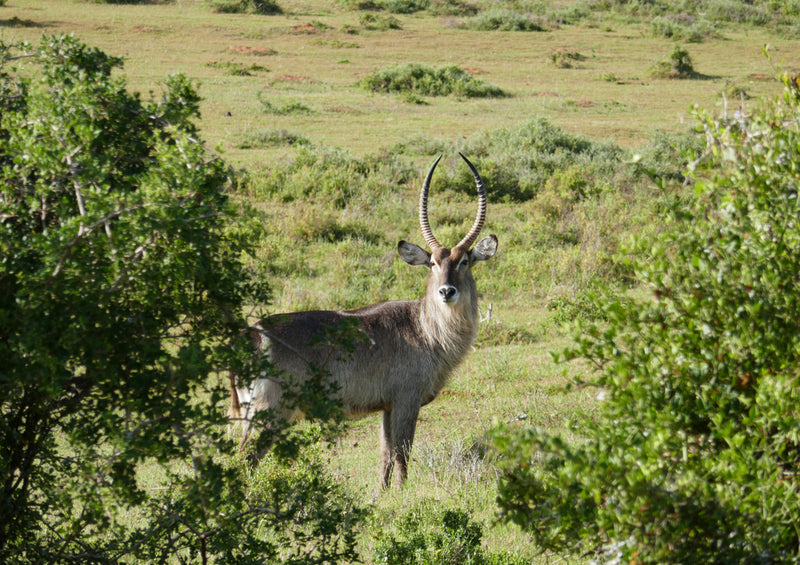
[2,0,794,164]
[2,0,797,561]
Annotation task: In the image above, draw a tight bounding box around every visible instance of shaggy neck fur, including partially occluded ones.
[419,274,479,361]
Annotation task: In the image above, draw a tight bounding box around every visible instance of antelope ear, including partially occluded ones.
[470,235,498,263]
[398,240,431,267]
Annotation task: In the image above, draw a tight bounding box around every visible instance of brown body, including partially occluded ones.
[230,154,498,488]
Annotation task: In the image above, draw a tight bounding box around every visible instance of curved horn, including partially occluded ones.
[419,154,443,250]
[455,153,487,250]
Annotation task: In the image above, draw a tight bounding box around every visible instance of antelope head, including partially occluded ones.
[397,154,498,313]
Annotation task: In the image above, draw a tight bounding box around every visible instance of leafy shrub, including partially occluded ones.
[492,76,800,563]
[209,0,282,14]
[372,501,525,565]
[247,446,364,564]
[361,63,505,98]
[651,44,696,78]
[0,35,360,564]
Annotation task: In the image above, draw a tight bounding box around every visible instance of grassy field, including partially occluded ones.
[2,0,797,561]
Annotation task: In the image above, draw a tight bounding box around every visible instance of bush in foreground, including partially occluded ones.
[492,75,800,562]
[0,35,359,563]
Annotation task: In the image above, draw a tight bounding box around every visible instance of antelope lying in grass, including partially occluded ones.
[230,153,498,488]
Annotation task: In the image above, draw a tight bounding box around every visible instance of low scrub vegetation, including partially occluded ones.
[651,44,698,78]
[361,63,505,99]
[209,0,282,14]
[237,128,311,149]
[463,7,547,31]
[371,501,525,565]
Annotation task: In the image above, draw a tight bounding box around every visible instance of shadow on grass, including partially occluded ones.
[0,17,48,28]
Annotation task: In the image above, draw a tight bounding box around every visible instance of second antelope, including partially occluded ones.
[230,153,498,488]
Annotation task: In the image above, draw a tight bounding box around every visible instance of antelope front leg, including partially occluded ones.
[388,401,420,488]
[380,410,393,489]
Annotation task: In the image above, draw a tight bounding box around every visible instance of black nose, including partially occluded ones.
[438,286,457,301]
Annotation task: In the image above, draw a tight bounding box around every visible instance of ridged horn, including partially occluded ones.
[455,153,487,250]
[419,154,443,251]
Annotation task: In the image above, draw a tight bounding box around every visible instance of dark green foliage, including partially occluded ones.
[0,35,360,563]
[209,0,282,15]
[492,76,800,563]
[651,44,697,78]
[372,501,526,565]
[361,63,506,99]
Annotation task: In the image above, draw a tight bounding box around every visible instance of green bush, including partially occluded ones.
[651,44,697,78]
[372,501,525,565]
[361,63,506,99]
[492,76,800,563]
[0,35,359,564]
[209,0,282,14]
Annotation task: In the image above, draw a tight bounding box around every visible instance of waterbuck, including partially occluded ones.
[230,153,498,488]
